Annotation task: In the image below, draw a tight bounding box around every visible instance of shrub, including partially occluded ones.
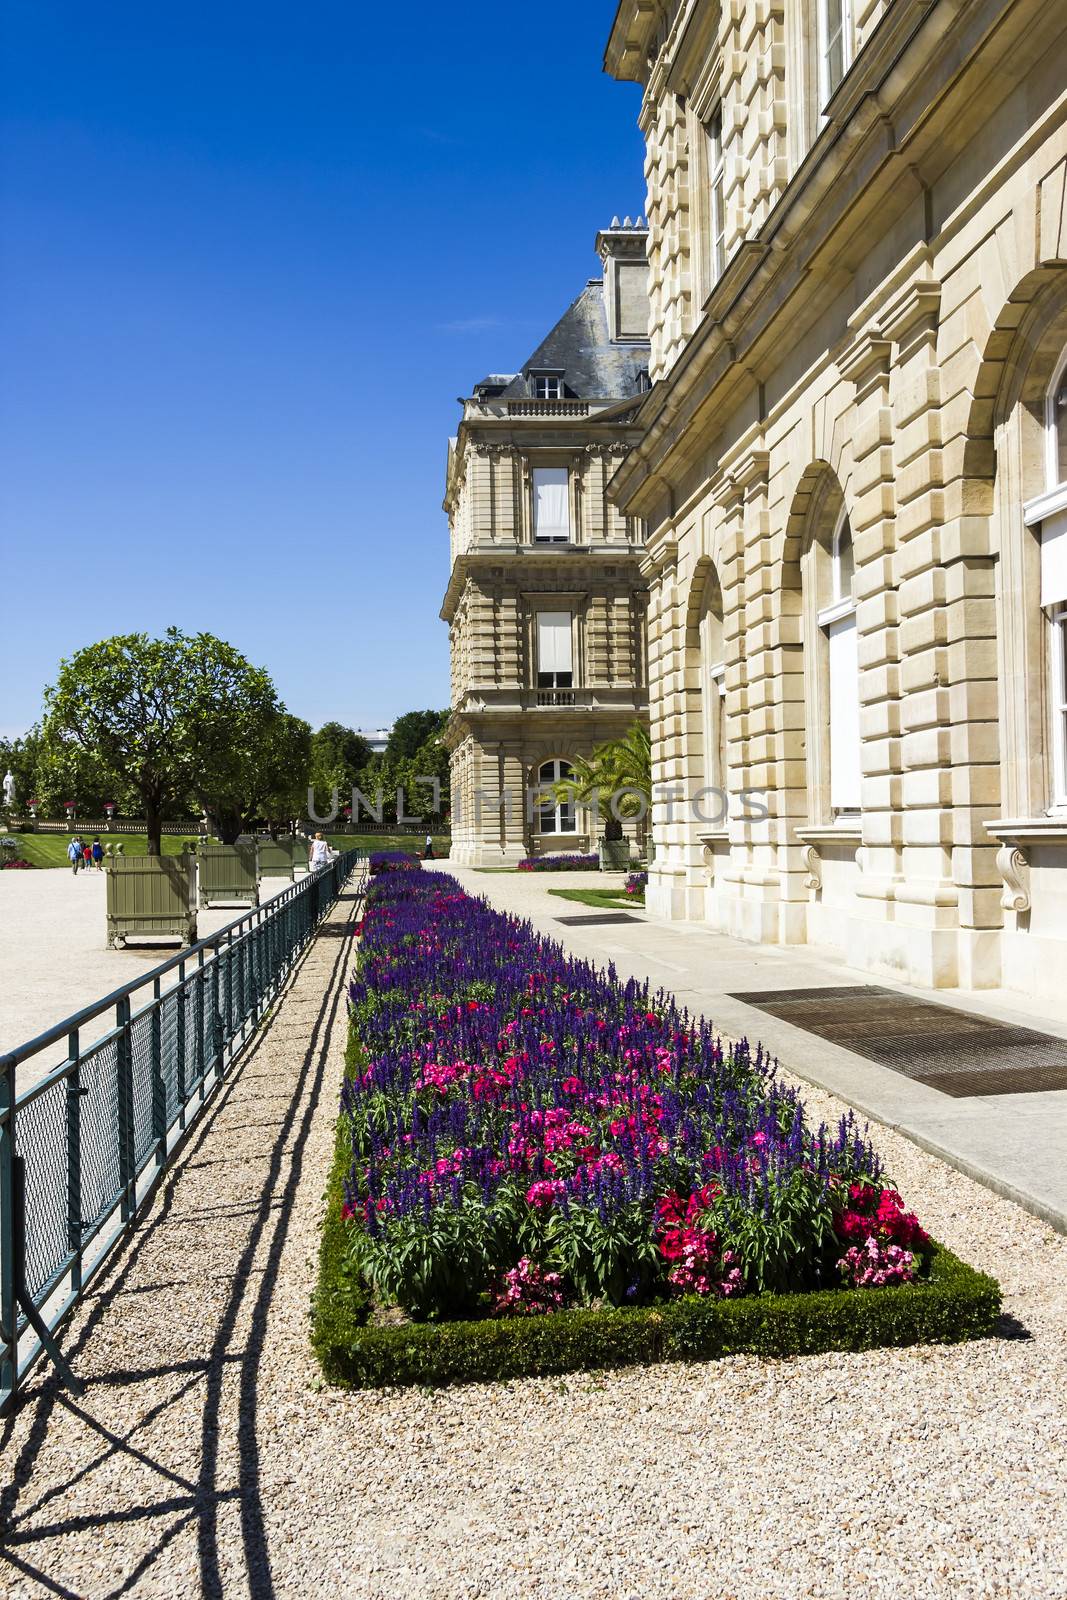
[313,867,999,1385]
[517,853,599,872]
[314,1234,999,1389]
[368,850,421,875]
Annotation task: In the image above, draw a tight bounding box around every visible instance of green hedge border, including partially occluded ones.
[312,1031,1002,1390]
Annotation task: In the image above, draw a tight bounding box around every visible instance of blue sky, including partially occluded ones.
[0,1,645,738]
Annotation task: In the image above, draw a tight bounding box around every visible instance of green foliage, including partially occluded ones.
[314,1227,1001,1391]
[553,722,651,842]
[313,1027,1000,1391]
[41,628,289,852]
[309,723,373,817]
[386,709,449,763]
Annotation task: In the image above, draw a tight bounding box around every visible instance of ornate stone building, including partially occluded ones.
[442,223,651,866]
[604,0,1067,1000]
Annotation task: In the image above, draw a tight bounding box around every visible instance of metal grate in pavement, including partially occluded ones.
[555,913,641,926]
[728,983,1067,1097]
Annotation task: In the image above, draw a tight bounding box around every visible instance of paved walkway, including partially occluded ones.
[0,869,296,1073]
[442,866,1067,1233]
[1,870,1065,1597]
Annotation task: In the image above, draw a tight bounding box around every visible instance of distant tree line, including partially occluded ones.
[1,629,449,854]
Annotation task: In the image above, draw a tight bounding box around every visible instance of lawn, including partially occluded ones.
[2,830,449,868]
[547,887,634,910]
[2,832,193,869]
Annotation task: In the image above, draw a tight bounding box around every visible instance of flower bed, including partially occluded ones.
[368,850,422,875]
[624,870,647,900]
[517,853,599,872]
[314,869,999,1387]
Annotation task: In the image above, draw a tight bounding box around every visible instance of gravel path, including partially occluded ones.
[2,878,1066,1598]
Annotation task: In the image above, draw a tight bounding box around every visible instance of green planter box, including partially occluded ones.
[292,837,310,870]
[258,837,295,879]
[599,837,631,871]
[105,853,197,949]
[198,841,259,907]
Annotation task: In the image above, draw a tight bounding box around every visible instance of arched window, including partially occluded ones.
[535,758,575,834]
[816,507,861,817]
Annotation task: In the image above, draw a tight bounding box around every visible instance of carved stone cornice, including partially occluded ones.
[838,331,893,400]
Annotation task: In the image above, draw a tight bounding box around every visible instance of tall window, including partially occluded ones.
[1039,350,1067,805]
[536,611,573,690]
[705,110,726,286]
[819,0,852,105]
[817,511,861,816]
[536,758,575,834]
[532,466,571,541]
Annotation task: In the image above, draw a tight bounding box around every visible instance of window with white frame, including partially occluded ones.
[532,465,571,541]
[1032,348,1067,805]
[709,660,727,793]
[532,374,563,400]
[705,109,726,287]
[817,512,861,816]
[536,611,573,690]
[536,757,575,834]
[818,0,852,106]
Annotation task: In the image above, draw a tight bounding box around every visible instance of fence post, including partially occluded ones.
[196,948,206,1101]
[115,995,135,1222]
[0,1055,16,1413]
[151,978,166,1169]
[66,1027,84,1296]
[175,957,187,1130]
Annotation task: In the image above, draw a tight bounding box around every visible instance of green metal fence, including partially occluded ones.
[0,848,365,1413]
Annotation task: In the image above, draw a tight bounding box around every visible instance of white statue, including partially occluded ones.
[2,771,14,809]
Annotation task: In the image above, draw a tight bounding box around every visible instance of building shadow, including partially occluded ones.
[0,889,360,1599]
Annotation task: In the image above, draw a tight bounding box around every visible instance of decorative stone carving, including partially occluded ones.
[996,844,1031,913]
[803,845,822,892]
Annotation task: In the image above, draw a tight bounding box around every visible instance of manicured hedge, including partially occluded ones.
[312,1030,1000,1390]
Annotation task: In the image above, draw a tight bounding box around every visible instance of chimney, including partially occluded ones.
[595,216,650,344]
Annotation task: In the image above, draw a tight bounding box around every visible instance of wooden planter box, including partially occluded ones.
[258,837,295,879]
[198,841,259,907]
[105,853,197,948]
[598,837,631,871]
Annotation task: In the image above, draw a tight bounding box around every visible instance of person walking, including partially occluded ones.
[309,832,330,869]
[91,836,104,871]
[67,836,82,875]
[423,833,434,860]
[82,841,93,872]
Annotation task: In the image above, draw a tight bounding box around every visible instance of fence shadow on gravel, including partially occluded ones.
[0,882,360,1599]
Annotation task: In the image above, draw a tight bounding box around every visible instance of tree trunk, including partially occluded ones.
[144,794,163,856]
[216,808,243,845]
[603,814,624,842]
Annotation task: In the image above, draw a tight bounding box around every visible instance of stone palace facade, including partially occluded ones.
[604,0,1067,1000]
[442,223,651,866]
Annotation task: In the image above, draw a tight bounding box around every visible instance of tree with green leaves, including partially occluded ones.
[42,629,289,853]
[386,709,449,762]
[309,722,372,818]
[552,722,651,841]
[201,711,312,840]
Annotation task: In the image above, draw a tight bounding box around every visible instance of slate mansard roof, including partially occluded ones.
[474,279,649,405]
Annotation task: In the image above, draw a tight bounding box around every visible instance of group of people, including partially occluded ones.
[67,836,105,874]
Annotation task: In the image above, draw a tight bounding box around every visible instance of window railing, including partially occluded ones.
[536,689,577,707]
[0,850,366,1413]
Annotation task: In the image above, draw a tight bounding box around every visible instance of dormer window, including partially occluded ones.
[532,373,563,400]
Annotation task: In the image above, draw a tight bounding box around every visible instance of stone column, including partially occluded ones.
[838,331,904,955]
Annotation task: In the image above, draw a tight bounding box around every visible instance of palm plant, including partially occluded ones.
[552,722,651,841]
